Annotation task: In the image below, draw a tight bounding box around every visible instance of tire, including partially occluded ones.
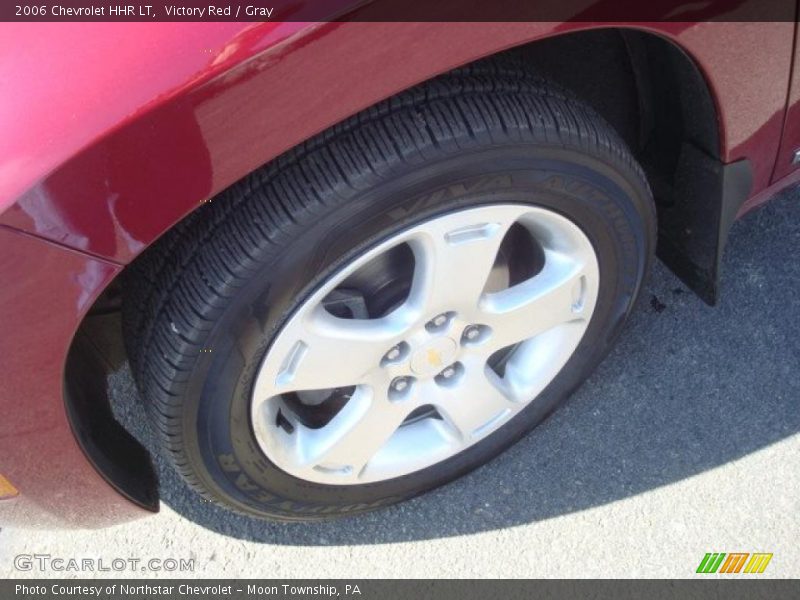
[124,60,656,521]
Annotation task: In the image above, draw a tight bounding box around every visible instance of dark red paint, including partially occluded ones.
[0,227,140,525]
[1,18,799,527]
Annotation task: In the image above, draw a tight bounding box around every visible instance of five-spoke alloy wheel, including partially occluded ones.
[252,205,599,484]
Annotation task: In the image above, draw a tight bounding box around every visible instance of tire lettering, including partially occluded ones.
[235,473,259,492]
[389,174,513,219]
[218,453,240,472]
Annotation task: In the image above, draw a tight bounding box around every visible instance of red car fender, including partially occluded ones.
[0,21,793,264]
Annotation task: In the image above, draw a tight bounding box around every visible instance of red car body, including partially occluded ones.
[1,16,799,527]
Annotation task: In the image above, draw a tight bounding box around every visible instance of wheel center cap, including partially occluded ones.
[410,337,457,377]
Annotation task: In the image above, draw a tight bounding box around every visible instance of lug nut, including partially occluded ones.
[435,362,463,387]
[391,377,410,393]
[426,312,453,332]
[381,342,409,366]
[385,346,401,361]
[461,324,490,345]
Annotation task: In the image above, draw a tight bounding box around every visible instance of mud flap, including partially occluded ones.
[656,143,753,305]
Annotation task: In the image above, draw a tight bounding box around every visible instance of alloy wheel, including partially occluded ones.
[251,204,599,484]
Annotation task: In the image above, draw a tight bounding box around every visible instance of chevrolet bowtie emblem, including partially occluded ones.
[426,349,443,367]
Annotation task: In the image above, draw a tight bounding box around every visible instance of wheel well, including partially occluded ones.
[511,28,721,208]
[503,28,748,305]
[65,27,733,506]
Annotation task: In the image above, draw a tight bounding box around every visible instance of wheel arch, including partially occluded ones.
[60,24,741,507]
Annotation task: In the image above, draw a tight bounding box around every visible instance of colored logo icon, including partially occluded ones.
[696,553,773,574]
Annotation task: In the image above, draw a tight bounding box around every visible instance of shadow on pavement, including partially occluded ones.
[111,188,800,545]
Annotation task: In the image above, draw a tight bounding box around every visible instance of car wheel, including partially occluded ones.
[124,62,656,520]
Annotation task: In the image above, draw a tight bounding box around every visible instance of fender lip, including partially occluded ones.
[64,316,160,513]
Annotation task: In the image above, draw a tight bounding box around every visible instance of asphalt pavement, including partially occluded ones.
[2,188,798,578]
